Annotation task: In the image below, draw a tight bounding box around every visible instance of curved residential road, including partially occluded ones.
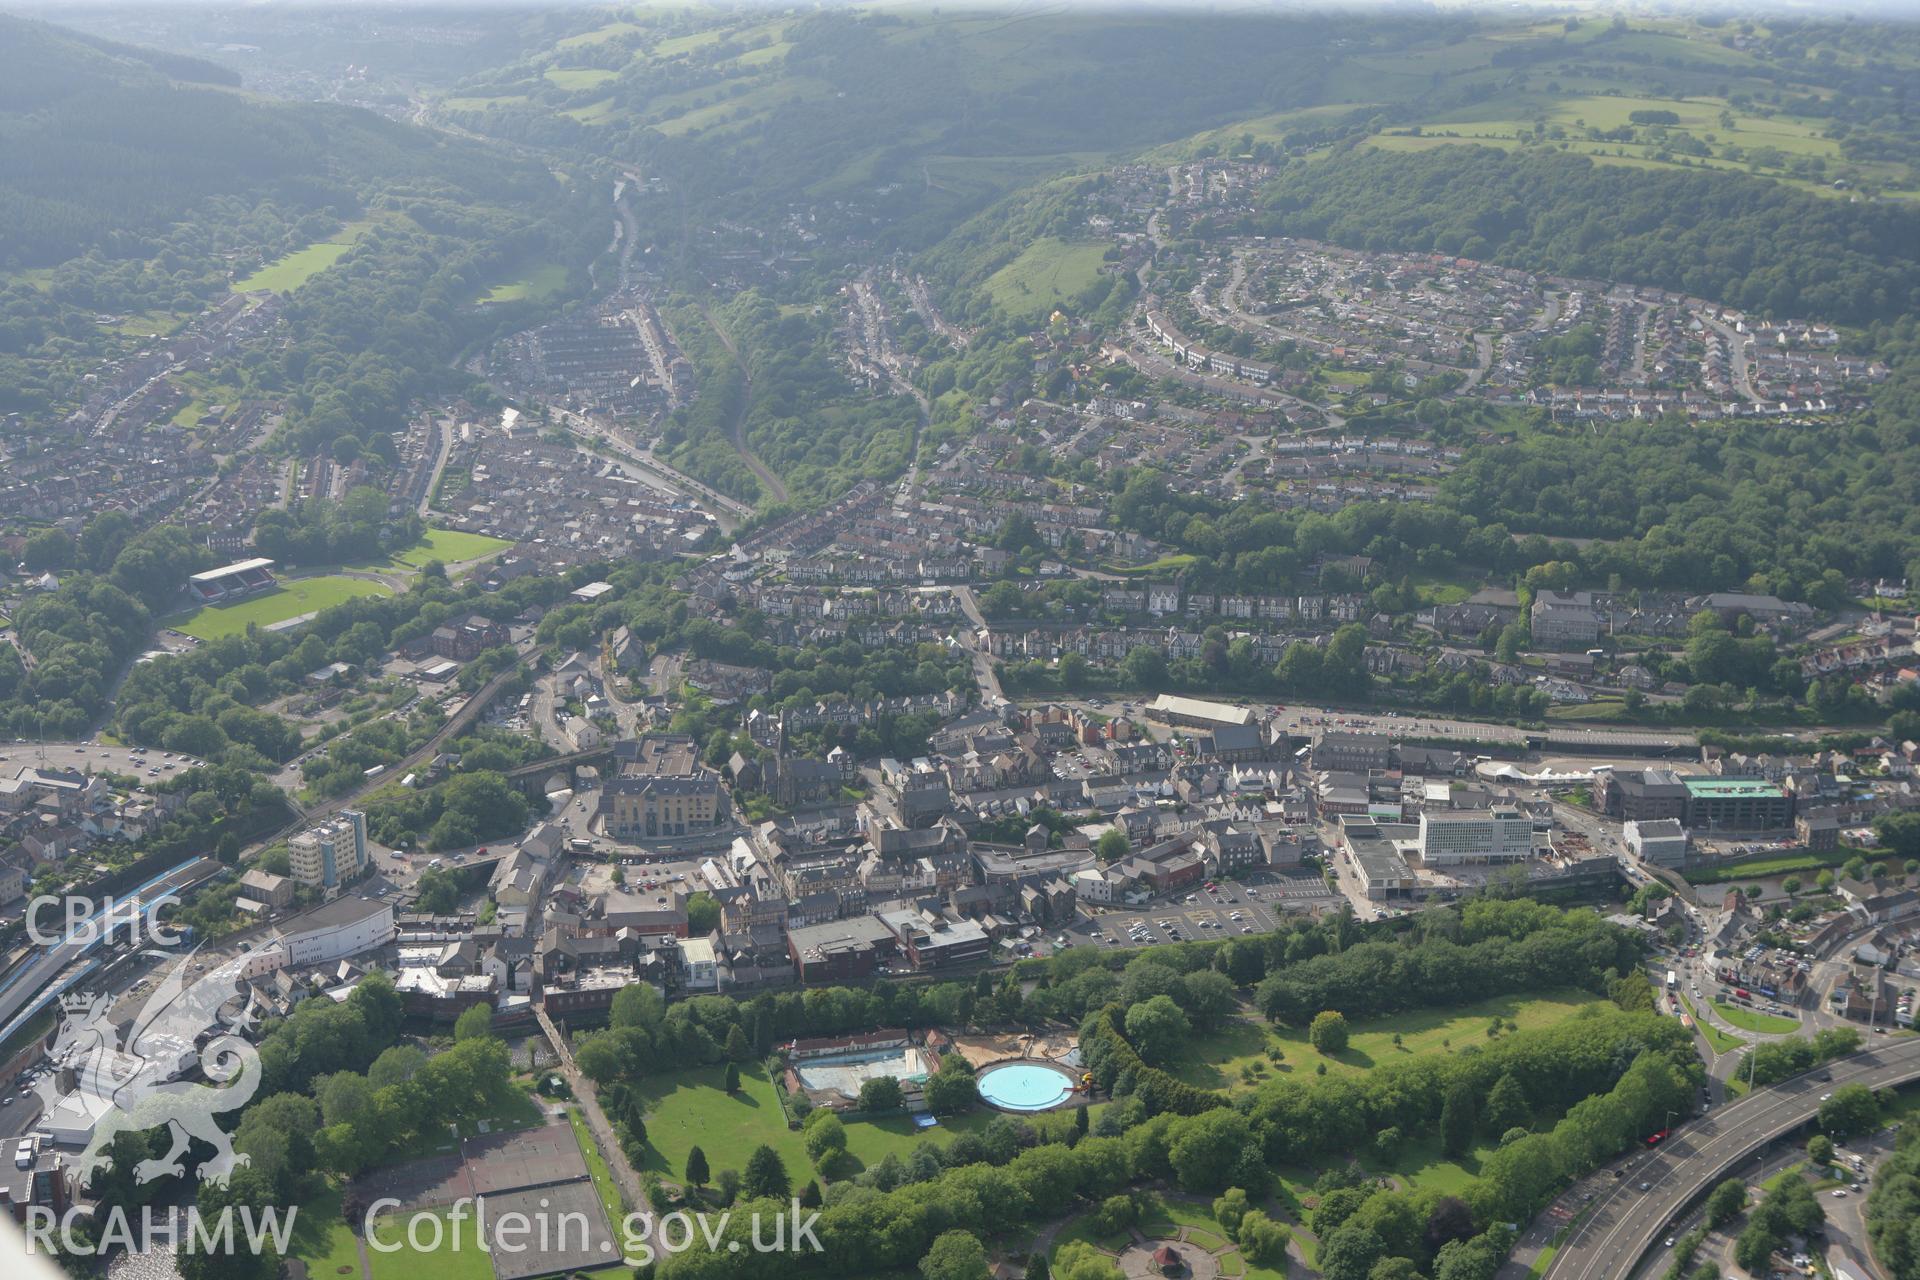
[1547,1038,1920,1280]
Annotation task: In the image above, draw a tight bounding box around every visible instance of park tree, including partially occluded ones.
[1319,1222,1386,1280]
[1170,1108,1264,1192]
[1214,1187,1251,1239]
[685,1146,709,1187]
[724,1061,741,1093]
[1125,995,1191,1064]
[743,1144,790,1200]
[1309,1010,1350,1054]
[1483,1073,1531,1136]
[924,1056,978,1115]
[1440,1081,1478,1158]
[1052,1241,1124,1280]
[803,1111,848,1165]
[1368,1261,1422,1280]
[1180,971,1238,1031]
[1807,1134,1834,1165]
[725,1025,752,1061]
[921,1229,992,1280]
[859,1074,906,1112]
[1237,1210,1291,1266]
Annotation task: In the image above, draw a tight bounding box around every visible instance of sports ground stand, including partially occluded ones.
[351,1118,622,1280]
[186,557,277,604]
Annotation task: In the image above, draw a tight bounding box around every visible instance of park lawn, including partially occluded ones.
[1366,1134,1491,1197]
[1050,1214,1131,1256]
[479,263,569,304]
[982,237,1112,321]
[633,1063,810,1185]
[1139,1196,1226,1239]
[1164,989,1604,1090]
[1712,1001,1799,1034]
[288,1184,364,1280]
[235,221,375,293]
[635,1063,974,1187]
[365,1208,494,1280]
[170,575,391,640]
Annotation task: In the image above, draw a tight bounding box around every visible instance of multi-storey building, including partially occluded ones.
[288,810,368,889]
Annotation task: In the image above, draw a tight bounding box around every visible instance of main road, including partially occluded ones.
[1546,1037,1920,1280]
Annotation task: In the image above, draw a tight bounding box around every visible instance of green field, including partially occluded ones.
[981,237,1112,321]
[555,20,643,49]
[544,66,619,89]
[1684,847,1854,884]
[1104,553,1200,577]
[565,99,620,125]
[235,221,374,293]
[1165,990,1604,1091]
[390,528,513,569]
[632,1062,1026,1188]
[288,1186,366,1280]
[365,1208,494,1280]
[171,576,391,640]
[1712,1001,1799,1034]
[478,263,569,304]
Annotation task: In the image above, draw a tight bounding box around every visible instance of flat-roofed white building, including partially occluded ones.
[1417,806,1533,865]
[1624,818,1690,868]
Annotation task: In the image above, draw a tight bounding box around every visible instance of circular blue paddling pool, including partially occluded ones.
[975,1060,1076,1112]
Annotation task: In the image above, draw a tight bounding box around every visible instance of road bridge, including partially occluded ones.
[1546,1038,1920,1280]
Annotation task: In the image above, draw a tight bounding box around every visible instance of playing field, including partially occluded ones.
[392,529,514,569]
[171,576,391,640]
[479,264,569,304]
[1165,990,1604,1091]
[982,238,1112,321]
[235,221,374,293]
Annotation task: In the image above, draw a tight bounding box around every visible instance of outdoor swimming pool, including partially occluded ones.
[975,1060,1076,1112]
[794,1046,929,1097]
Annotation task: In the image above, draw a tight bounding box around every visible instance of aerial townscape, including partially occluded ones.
[6,5,1920,1280]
